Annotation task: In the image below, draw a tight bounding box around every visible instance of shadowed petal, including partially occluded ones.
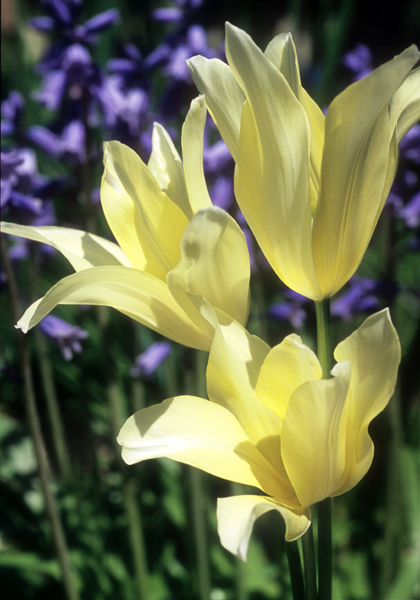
[281,362,351,508]
[206,316,297,499]
[16,266,210,350]
[167,206,250,335]
[217,495,311,560]
[118,396,285,496]
[0,222,132,271]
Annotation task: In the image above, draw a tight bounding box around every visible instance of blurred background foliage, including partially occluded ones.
[1,0,419,599]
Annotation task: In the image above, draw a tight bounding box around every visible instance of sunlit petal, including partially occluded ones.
[256,334,322,421]
[281,362,351,508]
[0,222,131,270]
[187,55,245,161]
[118,396,285,496]
[264,32,324,211]
[147,122,192,219]
[217,495,311,560]
[225,23,321,300]
[181,96,213,213]
[333,309,401,495]
[206,317,298,500]
[16,266,210,350]
[313,45,420,297]
[101,141,188,278]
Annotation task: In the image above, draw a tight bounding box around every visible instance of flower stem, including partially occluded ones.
[315,299,332,378]
[315,299,333,600]
[317,498,332,600]
[302,525,317,600]
[285,538,305,600]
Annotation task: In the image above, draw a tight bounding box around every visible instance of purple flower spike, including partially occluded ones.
[130,342,171,378]
[400,124,420,163]
[268,302,307,329]
[80,8,120,36]
[39,314,88,360]
[153,7,183,23]
[398,191,420,228]
[343,43,372,81]
[210,176,233,211]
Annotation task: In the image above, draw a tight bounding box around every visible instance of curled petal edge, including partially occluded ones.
[217,495,311,561]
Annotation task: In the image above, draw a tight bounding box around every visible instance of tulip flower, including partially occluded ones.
[118,308,400,560]
[187,24,420,300]
[1,96,250,350]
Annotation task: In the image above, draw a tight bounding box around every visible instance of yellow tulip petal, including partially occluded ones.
[206,317,298,501]
[281,362,351,508]
[0,222,132,271]
[186,55,245,161]
[313,45,420,297]
[117,396,286,496]
[101,141,188,279]
[225,23,321,300]
[147,122,192,219]
[333,309,401,496]
[256,334,322,421]
[390,66,420,143]
[217,495,311,560]
[181,96,213,213]
[166,207,250,335]
[264,32,324,210]
[16,266,210,350]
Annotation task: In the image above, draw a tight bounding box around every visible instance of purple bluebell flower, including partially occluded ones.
[268,290,310,329]
[342,43,372,80]
[107,44,150,91]
[203,138,232,174]
[268,302,307,330]
[331,277,399,321]
[38,314,88,360]
[398,191,420,228]
[27,119,86,163]
[130,342,171,378]
[1,91,24,137]
[100,76,149,143]
[210,175,233,211]
[1,148,56,235]
[400,124,420,164]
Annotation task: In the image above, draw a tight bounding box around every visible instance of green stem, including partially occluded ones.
[315,300,332,378]
[285,538,305,600]
[1,238,80,600]
[317,498,332,600]
[34,328,72,480]
[315,299,333,600]
[302,525,317,600]
[29,255,71,481]
[123,476,150,600]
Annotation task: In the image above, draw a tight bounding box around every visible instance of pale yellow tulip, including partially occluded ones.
[118,308,400,559]
[188,24,420,300]
[1,96,250,350]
